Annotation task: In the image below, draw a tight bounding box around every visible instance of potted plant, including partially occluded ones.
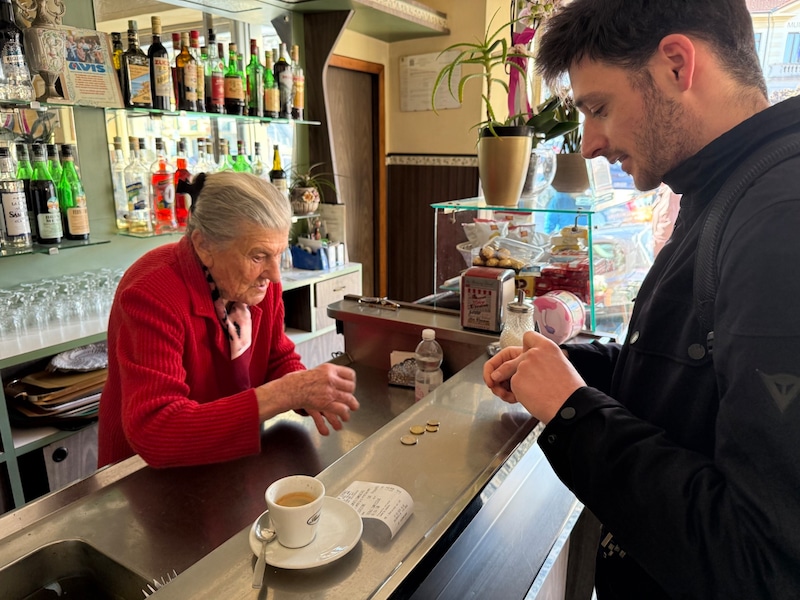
[431,11,535,207]
[288,163,336,215]
[548,99,590,193]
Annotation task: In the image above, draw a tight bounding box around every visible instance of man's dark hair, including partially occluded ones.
[536,0,767,96]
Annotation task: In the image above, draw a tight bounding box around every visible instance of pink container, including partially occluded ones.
[533,291,586,344]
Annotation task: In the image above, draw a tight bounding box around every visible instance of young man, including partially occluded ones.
[484,1,800,598]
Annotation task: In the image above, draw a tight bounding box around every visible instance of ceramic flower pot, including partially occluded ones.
[551,153,591,194]
[478,125,533,207]
[290,186,320,214]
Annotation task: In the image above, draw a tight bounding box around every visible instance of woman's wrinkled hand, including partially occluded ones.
[257,363,359,435]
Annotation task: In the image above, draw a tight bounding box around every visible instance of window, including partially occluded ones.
[783,32,800,63]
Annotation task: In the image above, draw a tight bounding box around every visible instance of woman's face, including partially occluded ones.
[192,223,288,306]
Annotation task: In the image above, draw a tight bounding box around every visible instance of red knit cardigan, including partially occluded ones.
[97,236,304,468]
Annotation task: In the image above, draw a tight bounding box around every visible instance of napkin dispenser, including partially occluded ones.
[460,267,516,333]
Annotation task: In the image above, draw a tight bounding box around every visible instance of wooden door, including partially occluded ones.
[325,57,385,298]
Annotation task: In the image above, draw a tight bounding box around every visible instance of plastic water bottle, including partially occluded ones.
[414,328,443,402]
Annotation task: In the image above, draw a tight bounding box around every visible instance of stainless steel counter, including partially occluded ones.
[0,302,579,600]
[0,362,416,590]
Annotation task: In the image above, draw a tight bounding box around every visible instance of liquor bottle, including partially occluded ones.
[171,32,180,110]
[291,44,305,120]
[269,144,288,200]
[274,43,292,119]
[190,31,205,113]
[121,20,151,108]
[14,143,34,240]
[252,142,267,180]
[0,0,24,59]
[148,16,171,111]
[205,30,225,114]
[246,39,264,117]
[46,144,62,185]
[175,32,198,112]
[111,136,128,230]
[111,32,124,87]
[121,21,151,108]
[124,137,152,234]
[263,52,279,119]
[0,146,32,251]
[150,137,177,233]
[29,144,62,245]
[56,144,90,241]
[224,42,245,115]
[1,29,32,101]
[217,139,234,171]
[174,138,192,229]
[233,140,253,173]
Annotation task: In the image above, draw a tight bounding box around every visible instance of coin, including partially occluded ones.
[400,434,418,446]
[426,425,439,433]
[426,419,440,427]
[409,425,426,435]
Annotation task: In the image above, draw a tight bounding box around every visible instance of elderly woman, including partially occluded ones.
[97,172,359,468]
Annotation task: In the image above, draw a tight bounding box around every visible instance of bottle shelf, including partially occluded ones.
[119,106,320,126]
[0,238,110,259]
[116,230,183,239]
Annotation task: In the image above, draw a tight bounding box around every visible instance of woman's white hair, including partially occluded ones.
[185,171,292,246]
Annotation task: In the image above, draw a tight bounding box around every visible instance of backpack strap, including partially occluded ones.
[694,131,800,353]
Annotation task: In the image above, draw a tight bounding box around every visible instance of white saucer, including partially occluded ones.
[248,496,363,569]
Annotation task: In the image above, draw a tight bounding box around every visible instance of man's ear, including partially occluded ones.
[657,33,696,91]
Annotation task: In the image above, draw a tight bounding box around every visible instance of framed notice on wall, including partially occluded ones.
[399,51,461,113]
[30,25,124,108]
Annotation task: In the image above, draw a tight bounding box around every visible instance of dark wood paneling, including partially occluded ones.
[387,162,479,302]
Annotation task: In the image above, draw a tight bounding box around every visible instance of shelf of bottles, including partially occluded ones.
[122,107,320,127]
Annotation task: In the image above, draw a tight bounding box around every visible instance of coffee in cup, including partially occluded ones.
[265,475,325,548]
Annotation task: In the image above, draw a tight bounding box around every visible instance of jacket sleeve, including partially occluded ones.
[540,198,800,599]
[562,340,621,394]
[114,284,261,468]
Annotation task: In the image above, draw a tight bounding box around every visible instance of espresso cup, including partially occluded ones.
[265,475,325,548]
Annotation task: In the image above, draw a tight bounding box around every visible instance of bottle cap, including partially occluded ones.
[127,20,137,32]
[507,289,534,314]
[60,144,74,158]
[151,16,161,34]
[421,328,436,341]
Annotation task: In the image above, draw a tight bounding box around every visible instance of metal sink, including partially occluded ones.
[0,539,150,600]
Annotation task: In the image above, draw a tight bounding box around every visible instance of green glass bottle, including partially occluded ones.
[30,143,62,244]
[56,144,90,240]
[224,42,245,115]
[46,143,62,184]
[233,140,253,173]
[246,38,264,117]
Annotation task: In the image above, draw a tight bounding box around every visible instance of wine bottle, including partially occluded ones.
[205,30,225,114]
[121,20,151,108]
[291,44,305,120]
[175,32,198,112]
[46,144,62,185]
[224,43,245,115]
[56,144,90,241]
[263,52,279,119]
[233,140,253,173]
[190,31,205,113]
[246,39,264,117]
[0,146,32,251]
[252,142,267,180]
[124,137,152,234]
[14,143,34,241]
[217,139,234,171]
[150,137,177,233]
[30,144,62,245]
[148,16,171,111]
[111,136,128,230]
[274,43,292,119]
[111,32,124,88]
[269,144,288,200]
[174,138,192,229]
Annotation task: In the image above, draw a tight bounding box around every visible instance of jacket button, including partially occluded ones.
[630,331,640,343]
[688,344,706,360]
[547,434,557,444]
[560,407,576,420]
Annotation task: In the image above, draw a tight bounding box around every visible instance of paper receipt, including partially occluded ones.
[337,481,414,539]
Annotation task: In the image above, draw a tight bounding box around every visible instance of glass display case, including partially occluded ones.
[432,183,662,339]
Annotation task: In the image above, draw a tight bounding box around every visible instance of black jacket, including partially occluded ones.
[544,95,800,599]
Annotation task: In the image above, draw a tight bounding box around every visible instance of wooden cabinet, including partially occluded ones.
[314,270,362,331]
